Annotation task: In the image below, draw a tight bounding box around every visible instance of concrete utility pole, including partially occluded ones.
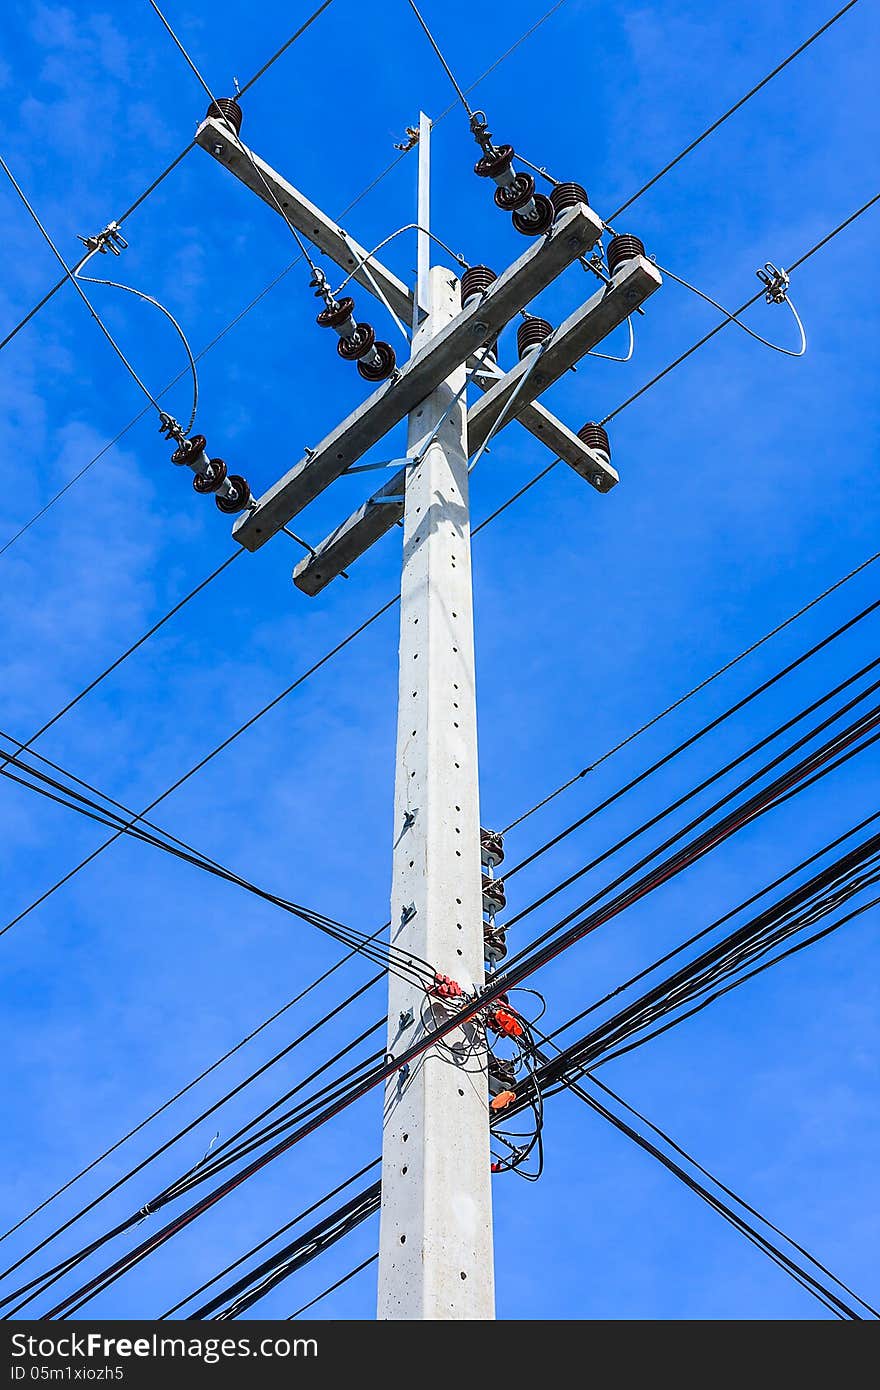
[196,89,659,1321]
[377,115,495,1320]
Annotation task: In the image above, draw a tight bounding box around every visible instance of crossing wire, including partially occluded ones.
[1,0,855,559]
[22,699,873,1317]
[0,0,337,355]
[4,183,876,956]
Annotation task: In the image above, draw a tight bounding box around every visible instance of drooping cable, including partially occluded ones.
[0,1,336,355]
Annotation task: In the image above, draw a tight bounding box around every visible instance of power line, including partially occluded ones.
[497,601,880,907]
[0,0,571,560]
[608,0,861,219]
[287,1253,378,1319]
[25,690,872,1317]
[7,185,874,954]
[0,949,383,1255]
[0,0,337,357]
[531,1055,867,1319]
[500,545,880,834]
[6,586,869,1261]
[3,0,828,562]
[161,1158,380,1319]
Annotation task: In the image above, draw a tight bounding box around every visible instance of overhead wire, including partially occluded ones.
[1,3,876,1316]
[500,545,880,835]
[653,258,807,357]
[2,1,865,559]
[0,154,185,431]
[161,1159,380,1319]
[0,0,337,356]
[523,1035,869,1320]
[0,733,435,984]
[496,599,880,906]
[608,0,862,219]
[0,1013,386,1316]
[20,688,875,1318]
[287,1253,378,1319]
[6,578,870,1261]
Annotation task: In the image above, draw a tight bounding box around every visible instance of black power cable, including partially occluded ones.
[528,1049,869,1320]
[0,978,383,1305]
[27,692,875,1319]
[161,1158,380,1319]
[500,596,880,891]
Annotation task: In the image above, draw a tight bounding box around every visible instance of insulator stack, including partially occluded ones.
[481,826,507,968]
[461,264,497,307]
[171,433,252,515]
[550,181,589,218]
[607,233,645,276]
[315,293,396,383]
[517,316,552,359]
[471,120,554,237]
[205,97,243,137]
[577,421,611,464]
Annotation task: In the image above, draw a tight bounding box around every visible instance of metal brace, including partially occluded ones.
[401,902,417,925]
[756,261,790,304]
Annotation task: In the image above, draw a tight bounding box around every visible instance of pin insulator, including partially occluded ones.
[517,316,552,358]
[494,171,536,213]
[215,475,252,514]
[461,264,497,307]
[192,458,228,494]
[512,192,554,237]
[205,97,243,137]
[337,322,376,361]
[316,297,356,331]
[357,341,397,382]
[607,233,645,276]
[550,181,589,216]
[578,421,611,461]
[474,143,515,179]
[480,827,505,867]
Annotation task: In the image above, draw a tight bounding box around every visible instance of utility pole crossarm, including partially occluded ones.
[468,254,662,453]
[198,120,620,483]
[196,116,415,323]
[233,202,604,550]
[292,255,660,595]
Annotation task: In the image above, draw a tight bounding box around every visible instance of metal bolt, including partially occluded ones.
[212,144,223,157]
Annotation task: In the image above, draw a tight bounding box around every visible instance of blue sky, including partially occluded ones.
[0,0,878,1321]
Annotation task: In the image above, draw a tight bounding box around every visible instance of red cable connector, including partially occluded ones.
[428,971,464,1001]
[486,993,524,1039]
